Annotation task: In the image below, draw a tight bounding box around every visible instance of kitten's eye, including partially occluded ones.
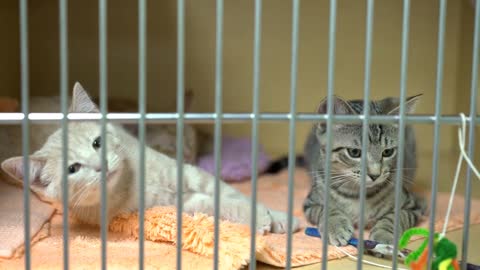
[68,163,81,174]
[382,148,396,158]
[346,148,362,158]
[92,136,101,150]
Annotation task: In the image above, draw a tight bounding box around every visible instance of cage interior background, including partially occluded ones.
[0,0,479,269]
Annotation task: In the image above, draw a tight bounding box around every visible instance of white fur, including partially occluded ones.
[1,82,299,234]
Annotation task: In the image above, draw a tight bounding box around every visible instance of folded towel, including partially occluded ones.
[0,180,55,258]
[109,206,356,270]
[1,169,480,269]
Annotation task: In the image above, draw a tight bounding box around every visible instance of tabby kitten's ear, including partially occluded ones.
[316,95,356,115]
[69,82,100,113]
[315,95,355,134]
[381,94,422,115]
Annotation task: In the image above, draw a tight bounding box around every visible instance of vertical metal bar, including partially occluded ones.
[249,0,262,268]
[213,0,224,269]
[427,1,447,269]
[99,0,108,269]
[19,0,31,269]
[322,1,337,269]
[176,0,186,269]
[138,0,146,269]
[285,0,300,269]
[357,1,374,269]
[392,1,410,269]
[59,0,70,269]
[461,0,480,268]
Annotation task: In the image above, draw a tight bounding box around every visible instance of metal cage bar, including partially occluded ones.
[176,0,186,269]
[249,0,262,268]
[427,1,447,269]
[98,0,108,269]
[138,0,147,269]
[462,0,480,268]
[59,0,70,268]
[392,0,411,269]
[357,1,374,269]
[1,113,479,125]
[213,0,224,269]
[6,2,480,270]
[19,0,31,269]
[285,0,300,268]
[322,1,337,269]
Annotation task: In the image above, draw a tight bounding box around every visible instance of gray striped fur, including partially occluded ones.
[303,95,427,246]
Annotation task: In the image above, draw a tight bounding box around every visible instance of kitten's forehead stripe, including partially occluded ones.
[353,139,360,147]
[378,125,384,142]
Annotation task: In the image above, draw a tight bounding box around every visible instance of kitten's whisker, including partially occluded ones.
[72,188,90,210]
[333,180,355,190]
[71,182,93,202]
[73,184,96,210]
[330,174,355,180]
[71,179,98,209]
[330,177,356,187]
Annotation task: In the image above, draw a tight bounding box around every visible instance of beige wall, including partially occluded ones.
[0,0,477,161]
[185,0,465,158]
[0,1,19,97]
[456,0,480,161]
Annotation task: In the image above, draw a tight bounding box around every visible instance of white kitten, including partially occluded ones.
[1,82,298,234]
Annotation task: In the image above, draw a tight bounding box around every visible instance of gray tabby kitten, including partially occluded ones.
[303,95,426,246]
[1,82,298,234]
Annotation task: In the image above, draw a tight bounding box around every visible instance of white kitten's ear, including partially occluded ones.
[385,94,422,115]
[1,156,47,189]
[316,95,356,115]
[69,82,100,113]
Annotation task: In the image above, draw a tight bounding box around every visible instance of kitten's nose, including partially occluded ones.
[368,173,380,181]
[94,165,108,172]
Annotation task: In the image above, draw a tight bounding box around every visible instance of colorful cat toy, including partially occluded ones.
[304,227,480,270]
[399,228,459,270]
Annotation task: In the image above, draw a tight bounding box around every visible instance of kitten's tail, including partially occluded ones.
[265,155,306,174]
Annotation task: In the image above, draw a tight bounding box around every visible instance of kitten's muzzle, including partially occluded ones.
[94,164,109,172]
[368,173,380,181]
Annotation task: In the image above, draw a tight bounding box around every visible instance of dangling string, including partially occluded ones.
[457,114,480,179]
[332,113,480,269]
[332,244,409,270]
[440,113,477,238]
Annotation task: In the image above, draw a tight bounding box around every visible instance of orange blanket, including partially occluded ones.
[1,169,480,270]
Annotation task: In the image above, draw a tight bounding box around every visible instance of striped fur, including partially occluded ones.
[303,95,427,246]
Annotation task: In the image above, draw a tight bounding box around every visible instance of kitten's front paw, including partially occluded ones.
[370,229,394,244]
[268,210,300,234]
[255,208,273,235]
[319,215,353,246]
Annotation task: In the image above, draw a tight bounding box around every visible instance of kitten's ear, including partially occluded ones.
[383,94,422,115]
[69,82,100,113]
[314,96,355,135]
[316,95,356,115]
[1,156,47,189]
